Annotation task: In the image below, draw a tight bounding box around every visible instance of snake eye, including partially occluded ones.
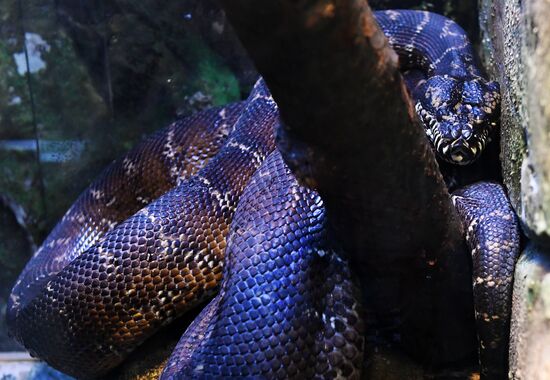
[471,106,485,121]
[437,121,452,138]
[451,124,461,139]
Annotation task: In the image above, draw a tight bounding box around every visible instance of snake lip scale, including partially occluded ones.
[7,9,519,380]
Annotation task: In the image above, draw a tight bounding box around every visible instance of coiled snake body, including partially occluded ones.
[7,10,519,380]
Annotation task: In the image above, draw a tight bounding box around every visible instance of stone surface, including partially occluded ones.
[479,0,550,244]
[480,0,550,377]
[509,245,550,380]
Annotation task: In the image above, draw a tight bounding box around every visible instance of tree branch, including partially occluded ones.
[220,0,477,369]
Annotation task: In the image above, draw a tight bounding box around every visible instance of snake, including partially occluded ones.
[6,10,519,380]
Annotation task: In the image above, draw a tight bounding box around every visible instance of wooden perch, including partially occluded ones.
[220,0,477,370]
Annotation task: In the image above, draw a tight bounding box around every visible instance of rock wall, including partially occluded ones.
[480,0,550,242]
[509,245,550,380]
[479,0,550,378]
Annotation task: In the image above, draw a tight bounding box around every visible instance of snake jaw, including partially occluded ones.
[414,76,500,165]
[416,103,492,165]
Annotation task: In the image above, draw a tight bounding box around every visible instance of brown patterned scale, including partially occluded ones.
[7,82,275,377]
[9,102,245,315]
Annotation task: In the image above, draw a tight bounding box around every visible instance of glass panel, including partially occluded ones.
[0,0,254,355]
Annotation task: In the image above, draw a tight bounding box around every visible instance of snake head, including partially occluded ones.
[414,75,500,165]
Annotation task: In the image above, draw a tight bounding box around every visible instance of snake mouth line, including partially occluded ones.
[415,102,488,165]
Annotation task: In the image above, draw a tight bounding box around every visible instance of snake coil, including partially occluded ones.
[7,10,519,380]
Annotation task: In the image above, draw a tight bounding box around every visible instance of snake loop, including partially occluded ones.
[7,10,519,380]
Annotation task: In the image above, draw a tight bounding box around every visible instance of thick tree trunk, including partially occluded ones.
[220,0,477,371]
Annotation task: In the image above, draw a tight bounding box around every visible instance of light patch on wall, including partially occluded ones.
[12,33,51,75]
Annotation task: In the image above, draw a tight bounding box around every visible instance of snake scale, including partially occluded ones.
[7,10,519,380]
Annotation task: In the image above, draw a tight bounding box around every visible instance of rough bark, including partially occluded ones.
[220,0,477,371]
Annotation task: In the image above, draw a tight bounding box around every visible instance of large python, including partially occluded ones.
[7,10,519,380]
